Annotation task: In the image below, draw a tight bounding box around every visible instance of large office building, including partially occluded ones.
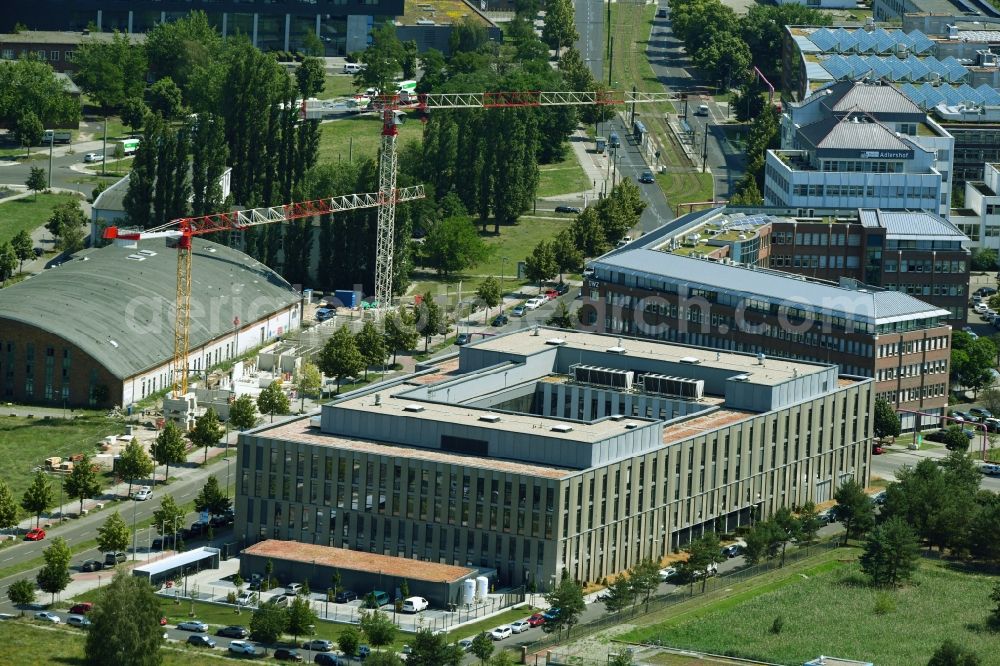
[234,329,874,588]
[765,81,954,216]
[652,206,970,325]
[0,0,404,55]
[872,0,1000,23]
[954,162,1000,249]
[580,228,951,428]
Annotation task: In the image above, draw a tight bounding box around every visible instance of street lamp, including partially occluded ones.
[500,256,509,310]
[225,457,233,499]
[131,495,139,562]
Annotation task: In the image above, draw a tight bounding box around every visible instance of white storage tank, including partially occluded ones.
[476,575,489,601]
[462,579,476,605]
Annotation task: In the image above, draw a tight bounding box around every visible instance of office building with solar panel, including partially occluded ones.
[235,328,874,587]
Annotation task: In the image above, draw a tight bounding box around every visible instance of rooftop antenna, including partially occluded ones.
[374,393,381,406]
[533,324,540,336]
[757,353,766,366]
[715,351,721,361]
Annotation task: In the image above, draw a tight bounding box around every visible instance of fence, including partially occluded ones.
[522,539,843,657]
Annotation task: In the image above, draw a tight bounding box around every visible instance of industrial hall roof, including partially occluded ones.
[0,238,299,380]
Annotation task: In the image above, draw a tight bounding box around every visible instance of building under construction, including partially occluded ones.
[0,239,300,409]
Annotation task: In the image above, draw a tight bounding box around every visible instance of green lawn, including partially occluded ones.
[537,149,592,198]
[622,559,1000,666]
[317,116,423,166]
[0,414,121,501]
[0,192,83,246]
[317,73,360,100]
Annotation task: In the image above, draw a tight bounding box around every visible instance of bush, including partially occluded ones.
[873,594,895,615]
[226,591,237,604]
[770,615,784,635]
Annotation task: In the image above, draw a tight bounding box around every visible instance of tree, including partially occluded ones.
[188,407,224,464]
[797,501,822,544]
[338,626,361,658]
[318,326,366,393]
[834,478,875,544]
[294,362,323,411]
[542,0,579,55]
[0,479,18,531]
[21,469,54,527]
[476,276,502,323]
[354,24,404,97]
[405,629,464,666]
[691,31,751,91]
[118,437,153,499]
[359,609,396,650]
[113,141,126,172]
[628,559,661,610]
[73,31,146,114]
[972,247,998,272]
[367,654,405,666]
[487,652,518,666]
[60,218,86,254]
[470,630,495,663]
[546,302,574,328]
[250,602,288,644]
[286,595,317,643]
[552,229,583,280]
[772,506,801,567]
[927,640,981,666]
[423,216,489,277]
[7,578,35,615]
[256,380,291,422]
[600,574,635,614]
[543,571,586,637]
[229,393,259,431]
[743,518,783,565]
[121,97,148,132]
[990,581,1000,627]
[152,493,185,537]
[150,421,186,482]
[0,242,17,285]
[0,58,81,130]
[525,240,558,289]
[951,334,997,397]
[37,536,72,604]
[356,321,388,379]
[45,199,86,246]
[873,397,901,442]
[84,571,163,665]
[684,531,726,593]
[10,229,33,273]
[941,424,970,453]
[25,166,46,199]
[860,516,919,587]
[194,475,231,516]
[415,292,445,352]
[969,494,1000,565]
[15,112,44,158]
[384,307,419,365]
[148,77,185,119]
[296,57,326,97]
[97,511,131,555]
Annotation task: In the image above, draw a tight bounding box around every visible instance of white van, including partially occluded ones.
[343,62,364,74]
[402,596,429,613]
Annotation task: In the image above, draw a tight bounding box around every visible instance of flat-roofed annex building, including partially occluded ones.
[235,329,873,588]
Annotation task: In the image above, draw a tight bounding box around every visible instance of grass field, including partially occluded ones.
[0,192,83,247]
[0,414,121,501]
[622,559,1000,666]
[317,116,424,166]
[317,73,360,100]
[537,148,592,198]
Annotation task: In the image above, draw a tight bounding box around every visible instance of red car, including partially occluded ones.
[24,528,45,541]
[69,603,93,615]
[526,613,546,627]
[872,445,885,455]
[544,289,558,300]
[159,617,168,626]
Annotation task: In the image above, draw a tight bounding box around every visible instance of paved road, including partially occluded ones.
[604,116,675,234]
[871,446,1000,492]
[574,0,605,80]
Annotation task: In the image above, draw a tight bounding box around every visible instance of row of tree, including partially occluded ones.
[0,58,80,152]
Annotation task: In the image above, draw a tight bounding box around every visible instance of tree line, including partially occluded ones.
[0,57,80,152]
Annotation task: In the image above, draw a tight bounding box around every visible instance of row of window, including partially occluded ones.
[818,160,906,173]
[876,359,947,381]
[770,254,860,270]
[876,336,949,358]
[771,231,862,247]
[791,184,938,200]
[882,259,966,274]
[883,283,965,298]
[875,384,947,403]
[0,49,74,62]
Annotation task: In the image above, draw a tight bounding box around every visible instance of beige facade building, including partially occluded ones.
[235,329,873,589]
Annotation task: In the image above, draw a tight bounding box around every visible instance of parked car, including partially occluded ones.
[872,444,885,455]
[696,104,710,115]
[819,508,838,524]
[638,170,655,184]
[274,648,304,662]
[315,654,347,666]
[83,152,104,163]
[659,567,679,582]
[187,521,209,537]
[527,613,546,627]
[555,282,570,295]
[132,486,152,501]
[285,583,303,596]
[455,333,471,346]
[209,513,234,528]
[303,639,334,652]
[721,544,745,558]
[34,611,60,623]
[491,314,509,327]
[970,407,994,420]
[401,596,429,613]
[177,620,209,632]
[544,289,559,300]
[981,463,1000,476]
[950,410,972,422]
[228,640,257,656]
[976,286,997,297]
[524,297,544,310]
[69,603,93,615]
[511,305,527,317]
[24,527,45,541]
[151,535,177,551]
[490,626,513,641]
[510,619,531,633]
[871,491,887,505]
[693,563,719,579]
[187,634,217,648]
[359,645,371,660]
[554,206,581,214]
[104,551,126,566]
[80,560,103,572]
[216,625,249,638]
[458,638,475,651]
[334,590,358,603]
[236,590,258,606]
[542,608,561,621]
[67,614,91,628]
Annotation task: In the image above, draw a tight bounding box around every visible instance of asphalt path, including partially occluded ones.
[870,447,1000,492]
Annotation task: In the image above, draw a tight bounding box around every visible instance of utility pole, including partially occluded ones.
[47,133,54,189]
[630,85,637,127]
[702,128,709,173]
[608,36,614,86]
[606,1,611,59]
[101,117,108,177]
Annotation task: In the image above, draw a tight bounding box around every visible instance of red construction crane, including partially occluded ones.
[103,186,425,398]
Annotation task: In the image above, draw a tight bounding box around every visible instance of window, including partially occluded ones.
[50,51,59,61]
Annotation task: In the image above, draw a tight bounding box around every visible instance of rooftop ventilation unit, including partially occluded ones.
[479,414,501,423]
[624,422,639,430]
[609,414,625,421]
[550,424,574,433]
[639,374,705,400]
[606,346,626,354]
[570,364,634,390]
[137,249,157,257]
[546,338,566,346]
[125,255,146,261]
[732,374,751,382]
[309,416,321,428]
[678,356,701,364]
[403,404,425,413]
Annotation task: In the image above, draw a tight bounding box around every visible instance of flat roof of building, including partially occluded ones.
[593,249,950,325]
[133,547,219,578]
[858,208,967,239]
[0,238,298,379]
[0,30,146,44]
[258,418,577,480]
[472,329,830,386]
[244,540,476,583]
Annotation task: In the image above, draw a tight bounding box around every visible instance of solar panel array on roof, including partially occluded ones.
[818,54,968,83]
[872,29,897,54]
[904,55,929,80]
[834,27,857,53]
[807,27,934,55]
[909,30,934,53]
[853,29,875,53]
[940,56,969,82]
[888,29,913,50]
[808,27,838,52]
[900,83,1000,110]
